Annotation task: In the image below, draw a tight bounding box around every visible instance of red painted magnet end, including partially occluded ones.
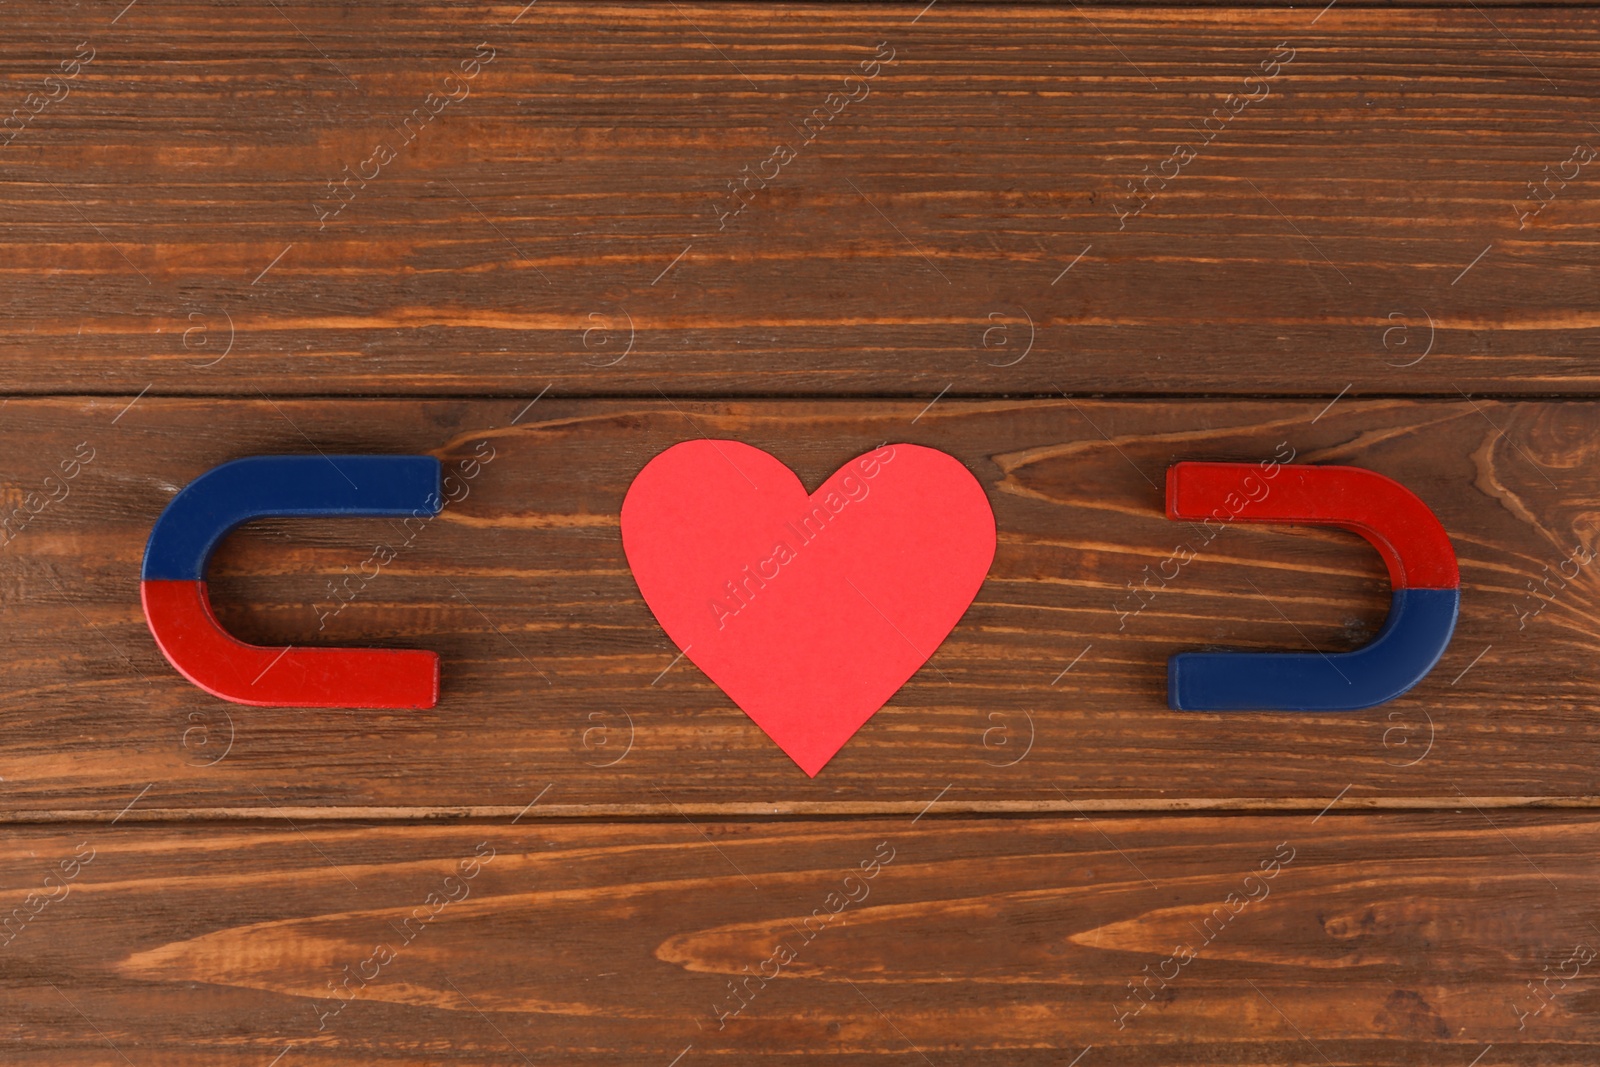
[142,580,439,709]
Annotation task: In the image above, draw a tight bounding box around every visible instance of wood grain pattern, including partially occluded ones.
[4,2,1597,1061]
[0,396,1593,814]
[0,814,1595,1065]
[1,4,1598,394]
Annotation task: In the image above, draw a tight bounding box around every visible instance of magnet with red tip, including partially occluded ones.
[141,455,442,708]
[1165,462,1460,712]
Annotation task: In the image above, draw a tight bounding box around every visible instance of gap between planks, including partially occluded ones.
[2,796,1597,825]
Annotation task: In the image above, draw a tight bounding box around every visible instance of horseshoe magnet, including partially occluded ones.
[141,455,442,708]
[1166,462,1459,712]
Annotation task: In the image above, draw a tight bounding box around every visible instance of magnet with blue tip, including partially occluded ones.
[1165,462,1460,713]
[140,455,443,709]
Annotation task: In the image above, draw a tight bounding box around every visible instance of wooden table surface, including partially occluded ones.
[3,2,1598,1063]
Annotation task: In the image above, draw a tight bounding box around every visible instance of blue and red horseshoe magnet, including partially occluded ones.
[1165,462,1460,712]
[141,455,442,709]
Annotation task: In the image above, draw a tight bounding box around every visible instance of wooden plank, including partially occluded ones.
[0,396,1595,814]
[1,6,1598,394]
[0,813,1595,1064]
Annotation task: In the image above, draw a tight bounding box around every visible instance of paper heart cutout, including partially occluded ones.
[621,440,996,776]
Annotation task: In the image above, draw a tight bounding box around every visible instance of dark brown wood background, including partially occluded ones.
[2,2,1597,1063]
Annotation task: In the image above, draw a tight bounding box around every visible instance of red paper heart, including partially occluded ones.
[621,440,996,776]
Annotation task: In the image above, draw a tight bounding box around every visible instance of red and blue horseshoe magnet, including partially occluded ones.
[1166,462,1460,712]
[141,455,443,709]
